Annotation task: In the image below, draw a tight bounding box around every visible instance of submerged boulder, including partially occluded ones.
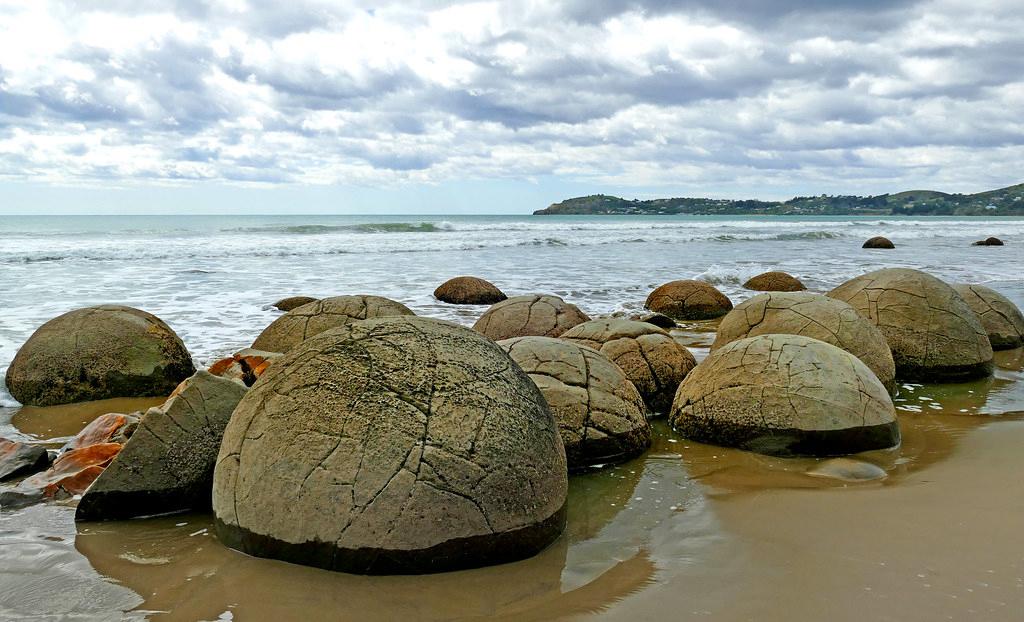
[862,236,895,249]
[713,292,897,392]
[252,295,414,353]
[5,305,195,407]
[952,284,1024,350]
[561,319,697,414]
[434,276,507,305]
[214,316,567,575]
[272,296,318,312]
[76,370,248,521]
[644,280,732,320]
[669,334,900,457]
[972,237,1004,246]
[498,336,650,470]
[828,268,993,382]
[0,439,51,482]
[742,271,806,292]
[473,294,589,341]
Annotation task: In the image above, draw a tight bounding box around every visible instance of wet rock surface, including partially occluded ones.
[61,413,139,452]
[742,271,807,292]
[272,296,318,311]
[0,443,123,508]
[498,336,651,470]
[828,268,994,382]
[713,292,897,392]
[434,276,507,305]
[862,236,895,249]
[0,438,51,481]
[76,371,249,521]
[473,294,590,341]
[644,280,732,320]
[952,284,1024,350]
[4,305,195,407]
[561,319,697,414]
[252,295,415,353]
[670,334,900,457]
[214,316,568,574]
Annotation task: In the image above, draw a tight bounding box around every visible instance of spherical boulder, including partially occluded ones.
[713,292,896,392]
[742,271,806,292]
[5,306,195,407]
[497,336,650,470]
[972,237,1004,246]
[828,268,993,382]
[473,294,589,341]
[560,319,697,413]
[862,236,895,249]
[669,334,900,457]
[252,295,414,353]
[952,284,1024,350]
[214,316,567,575]
[272,296,317,312]
[434,276,507,305]
[645,280,732,320]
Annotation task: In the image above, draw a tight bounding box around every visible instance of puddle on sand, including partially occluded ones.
[5,397,164,446]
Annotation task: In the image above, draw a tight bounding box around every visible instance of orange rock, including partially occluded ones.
[207,350,280,386]
[63,413,138,451]
[15,443,122,501]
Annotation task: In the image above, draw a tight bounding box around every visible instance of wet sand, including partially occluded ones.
[1,337,1023,620]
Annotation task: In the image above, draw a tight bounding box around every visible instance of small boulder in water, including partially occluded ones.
[633,312,676,329]
[0,438,51,481]
[474,294,589,340]
[862,236,895,249]
[807,458,888,482]
[272,296,317,311]
[434,276,507,305]
[742,271,807,292]
[972,237,1004,246]
[645,280,732,320]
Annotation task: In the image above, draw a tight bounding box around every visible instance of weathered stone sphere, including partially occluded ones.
[497,336,650,470]
[742,271,807,292]
[434,276,507,305]
[862,236,895,249]
[972,237,1004,246]
[214,316,567,575]
[473,295,589,341]
[669,334,899,457]
[252,295,414,353]
[828,268,994,382]
[952,284,1024,350]
[560,319,697,414]
[713,292,897,392]
[645,280,733,320]
[272,296,317,311]
[5,305,195,407]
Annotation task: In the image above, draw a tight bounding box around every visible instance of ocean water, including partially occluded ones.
[1,214,1022,407]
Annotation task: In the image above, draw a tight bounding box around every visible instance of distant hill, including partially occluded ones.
[534,183,1024,216]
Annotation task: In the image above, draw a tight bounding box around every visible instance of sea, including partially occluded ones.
[2,213,1022,407]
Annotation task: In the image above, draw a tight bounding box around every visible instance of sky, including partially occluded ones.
[0,0,1022,214]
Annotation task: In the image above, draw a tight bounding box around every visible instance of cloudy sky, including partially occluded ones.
[1,0,1022,213]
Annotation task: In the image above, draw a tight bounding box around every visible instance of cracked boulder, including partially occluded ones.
[252,295,415,353]
[742,271,806,292]
[272,296,318,311]
[434,276,507,305]
[644,280,732,320]
[473,294,590,341]
[952,284,1024,350]
[214,316,567,575]
[5,305,195,407]
[0,438,51,482]
[828,268,993,382]
[670,334,900,457]
[207,349,282,386]
[497,336,651,470]
[713,292,896,393]
[76,370,248,521]
[560,319,697,414]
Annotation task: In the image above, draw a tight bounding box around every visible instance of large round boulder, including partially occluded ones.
[742,271,806,292]
[5,306,195,407]
[669,334,900,457]
[644,280,732,320]
[434,276,507,305]
[560,319,696,413]
[497,337,650,470]
[252,295,414,353]
[828,268,993,382]
[473,295,589,341]
[713,292,896,392]
[213,316,567,575]
[952,284,1024,350]
[862,236,895,249]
